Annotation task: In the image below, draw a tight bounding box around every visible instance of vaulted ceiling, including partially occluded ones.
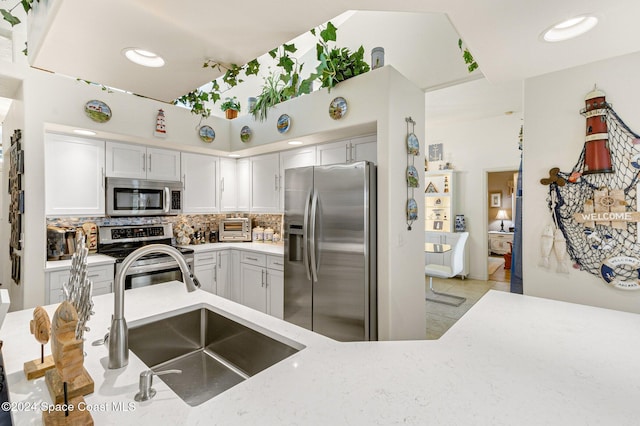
[26,0,640,104]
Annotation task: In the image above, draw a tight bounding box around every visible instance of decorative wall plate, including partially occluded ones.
[240,125,252,143]
[329,97,348,120]
[277,114,291,133]
[84,100,112,123]
[199,125,215,143]
[406,165,419,188]
[407,198,418,221]
[407,133,419,155]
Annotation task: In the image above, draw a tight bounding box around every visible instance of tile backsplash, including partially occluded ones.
[47,213,284,244]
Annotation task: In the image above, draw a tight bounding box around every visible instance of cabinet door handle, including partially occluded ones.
[272,261,283,266]
[261,269,265,287]
[182,174,186,189]
[265,269,268,287]
[221,177,225,192]
[148,154,152,172]
[101,167,105,189]
[346,144,350,162]
[275,174,278,191]
[142,153,146,171]
[246,256,258,261]
[88,273,100,278]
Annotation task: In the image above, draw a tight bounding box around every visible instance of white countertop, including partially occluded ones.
[182,242,284,256]
[45,254,116,272]
[2,285,639,425]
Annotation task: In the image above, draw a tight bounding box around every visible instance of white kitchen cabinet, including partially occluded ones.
[239,252,284,317]
[106,141,181,181]
[317,134,376,165]
[194,251,217,294]
[46,263,114,304]
[250,152,280,212]
[216,250,240,302]
[181,152,218,213]
[45,133,106,217]
[219,157,238,212]
[279,146,316,210]
[424,231,469,278]
[236,159,250,211]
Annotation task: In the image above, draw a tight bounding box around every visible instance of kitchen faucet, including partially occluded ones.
[108,244,200,369]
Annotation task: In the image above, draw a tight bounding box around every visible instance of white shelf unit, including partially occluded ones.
[424,170,457,233]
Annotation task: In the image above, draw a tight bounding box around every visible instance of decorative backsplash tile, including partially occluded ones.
[46,213,284,244]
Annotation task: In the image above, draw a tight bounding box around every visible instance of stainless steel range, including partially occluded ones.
[98,224,194,290]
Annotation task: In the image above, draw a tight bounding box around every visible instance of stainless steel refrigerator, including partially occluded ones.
[284,161,377,341]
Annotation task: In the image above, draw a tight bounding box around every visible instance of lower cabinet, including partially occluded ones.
[194,251,217,294]
[46,263,114,304]
[239,252,284,318]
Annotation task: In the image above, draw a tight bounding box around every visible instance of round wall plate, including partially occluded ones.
[329,97,347,120]
[240,125,252,143]
[277,114,291,133]
[199,125,215,143]
[84,99,112,123]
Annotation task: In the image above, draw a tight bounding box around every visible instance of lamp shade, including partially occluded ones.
[496,209,509,220]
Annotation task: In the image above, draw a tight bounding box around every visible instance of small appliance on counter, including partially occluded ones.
[47,225,79,260]
[219,217,252,242]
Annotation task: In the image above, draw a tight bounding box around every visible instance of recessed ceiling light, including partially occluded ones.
[541,15,598,42]
[73,129,96,136]
[288,141,303,145]
[228,154,241,158]
[122,48,165,67]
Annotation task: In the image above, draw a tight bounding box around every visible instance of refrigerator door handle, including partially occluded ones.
[302,189,312,281]
[309,190,319,282]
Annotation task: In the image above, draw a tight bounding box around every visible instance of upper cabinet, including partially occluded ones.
[279,146,316,211]
[106,141,181,181]
[45,133,106,216]
[317,134,376,165]
[236,159,250,211]
[181,152,218,213]
[219,157,238,212]
[250,153,280,212]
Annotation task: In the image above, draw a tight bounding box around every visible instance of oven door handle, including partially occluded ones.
[123,260,189,275]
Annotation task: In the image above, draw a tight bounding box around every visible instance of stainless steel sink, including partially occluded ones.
[129,306,302,406]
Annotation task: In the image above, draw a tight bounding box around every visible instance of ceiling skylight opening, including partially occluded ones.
[122,48,165,67]
[228,154,241,158]
[541,15,598,42]
[288,141,303,145]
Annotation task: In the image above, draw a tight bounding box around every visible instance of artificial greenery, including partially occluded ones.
[311,22,370,91]
[458,39,479,73]
[251,72,288,122]
[220,96,240,112]
[1,0,40,27]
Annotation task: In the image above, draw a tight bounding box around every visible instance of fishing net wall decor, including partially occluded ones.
[543,91,640,290]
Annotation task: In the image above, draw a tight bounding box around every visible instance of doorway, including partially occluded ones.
[487,170,518,283]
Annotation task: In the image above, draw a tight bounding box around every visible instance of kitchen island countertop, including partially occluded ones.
[180,241,284,255]
[1,283,639,425]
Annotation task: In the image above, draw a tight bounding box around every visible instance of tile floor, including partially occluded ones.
[425,276,510,339]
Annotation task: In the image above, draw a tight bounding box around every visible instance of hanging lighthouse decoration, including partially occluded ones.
[154,109,167,138]
[539,86,640,290]
[582,87,613,174]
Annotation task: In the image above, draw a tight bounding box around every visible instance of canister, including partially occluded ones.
[264,227,274,242]
[252,226,264,241]
[371,47,385,69]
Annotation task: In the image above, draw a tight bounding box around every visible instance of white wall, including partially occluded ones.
[523,51,640,313]
[426,80,522,280]
[12,65,426,340]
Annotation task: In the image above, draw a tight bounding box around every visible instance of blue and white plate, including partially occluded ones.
[277,114,291,133]
[406,165,419,188]
[329,97,348,120]
[84,99,112,123]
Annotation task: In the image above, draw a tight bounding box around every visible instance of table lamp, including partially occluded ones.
[496,209,509,232]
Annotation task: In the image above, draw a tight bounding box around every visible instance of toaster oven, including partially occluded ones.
[219,218,252,241]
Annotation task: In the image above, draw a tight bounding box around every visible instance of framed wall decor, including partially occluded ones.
[490,192,501,207]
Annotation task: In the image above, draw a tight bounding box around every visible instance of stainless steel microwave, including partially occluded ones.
[106,178,182,216]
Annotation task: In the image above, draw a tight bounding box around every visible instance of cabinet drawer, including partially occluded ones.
[267,255,284,271]
[241,252,266,267]
[195,251,217,266]
[49,264,114,290]
[93,280,113,296]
